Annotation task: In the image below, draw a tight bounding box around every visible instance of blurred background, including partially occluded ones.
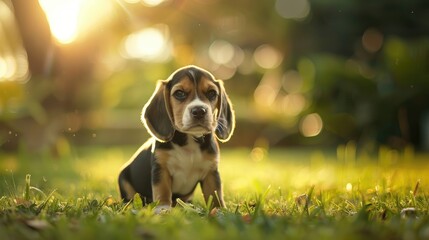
[1,0,429,157]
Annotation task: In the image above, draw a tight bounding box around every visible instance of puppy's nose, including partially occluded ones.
[191,106,207,120]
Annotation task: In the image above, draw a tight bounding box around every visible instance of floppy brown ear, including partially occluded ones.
[141,80,175,142]
[215,80,235,142]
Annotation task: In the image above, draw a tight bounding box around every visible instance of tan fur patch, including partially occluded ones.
[152,150,173,206]
[198,77,220,105]
[201,171,224,208]
[169,76,195,129]
[203,149,219,161]
[152,177,172,206]
[197,77,219,129]
[154,149,171,166]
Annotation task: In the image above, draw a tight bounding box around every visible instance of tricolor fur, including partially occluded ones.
[118,65,235,209]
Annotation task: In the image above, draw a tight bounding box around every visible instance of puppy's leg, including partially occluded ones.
[118,167,136,202]
[201,169,225,208]
[118,179,137,202]
[151,161,173,212]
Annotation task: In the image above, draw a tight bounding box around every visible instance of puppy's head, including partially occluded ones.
[142,65,235,142]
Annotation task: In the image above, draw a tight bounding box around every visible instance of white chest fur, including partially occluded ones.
[166,137,216,195]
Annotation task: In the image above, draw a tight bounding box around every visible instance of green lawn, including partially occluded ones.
[1,146,429,239]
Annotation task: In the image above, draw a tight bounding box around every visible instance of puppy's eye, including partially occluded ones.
[173,90,187,101]
[206,90,218,101]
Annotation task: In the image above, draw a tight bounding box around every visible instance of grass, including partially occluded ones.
[1,145,429,240]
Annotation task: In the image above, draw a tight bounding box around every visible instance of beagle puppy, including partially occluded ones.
[118,65,235,210]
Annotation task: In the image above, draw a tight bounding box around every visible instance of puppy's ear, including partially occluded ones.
[215,80,235,142]
[141,80,175,142]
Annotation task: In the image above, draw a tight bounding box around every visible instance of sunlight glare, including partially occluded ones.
[142,0,167,7]
[123,0,141,3]
[123,0,167,6]
[39,0,83,44]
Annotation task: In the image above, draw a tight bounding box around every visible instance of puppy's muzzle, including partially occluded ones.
[191,106,207,120]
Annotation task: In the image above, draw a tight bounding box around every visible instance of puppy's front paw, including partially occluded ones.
[154,205,171,214]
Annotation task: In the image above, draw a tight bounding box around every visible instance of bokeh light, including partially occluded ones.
[281,93,306,116]
[362,28,384,53]
[275,0,311,20]
[250,147,266,162]
[0,58,6,79]
[254,85,278,107]
[121,25,172,62]
[253,44,283,69]
[254,72,281,106]
[230,46,245,68]
[0,53,29,83]
[208,40,245,78]
[346,183,353,192]
[300,113,323,137]
[211,65,237,80]
[0,56,13,80]
[0,2,29,83]
[237,50,256,75]
[282,70,303,93]
[209,40,235,65]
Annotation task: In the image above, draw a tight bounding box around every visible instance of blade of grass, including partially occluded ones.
[413,179,420,197]
[30,186,47,198]
[119,200,132,214]
[36,189,57,214]
[253,185,271,218]
[214,191,221,208]
[302,185,315,217]
[205,195,213,212]
[24,174,31,201]
[176,198,199,213]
